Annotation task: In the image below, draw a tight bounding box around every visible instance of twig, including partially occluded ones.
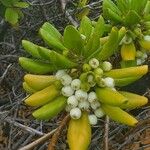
[5,117,44,136]
[0,42,15,48]
[117,118,150,143]
[0,55,18,60]
[47,115,70,150]
[60,0,68,10]
[118,126,150,150]
[65,11,79,27]
[0,64,12,84]
[104,116,109,150]
[18,129,57,150]
[0,110,44,136]
[60,0,79,27]
[29,0,55,6]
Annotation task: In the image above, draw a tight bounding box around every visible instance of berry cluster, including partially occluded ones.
[55,58,114,125]
[136,50,148,65]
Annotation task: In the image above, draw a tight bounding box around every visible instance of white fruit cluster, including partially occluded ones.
[144,35,150,42]
[136,50,148,65]
[55,58,114,125]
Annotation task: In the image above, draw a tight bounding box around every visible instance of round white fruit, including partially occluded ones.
[71,79,81,90]
[75,89,88,101]
[55,70,66,79]
[102,61,112,72]
[67,95,78,108]
[104,77,115,88]
[89,58,100,69]
[88,114,98,125]
[78,100,90,110]
[61,86,74,97]
[88,92,97,103]
[60,74,72,86]
[94,108,105,118]
[70,108,82,119]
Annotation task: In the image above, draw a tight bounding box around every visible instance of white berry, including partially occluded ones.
[89,58,100,69]
[71,79,81,90]
[142,53,148,60]
[61,86,74,97]
[55,70,66,79]
[102,61,112,71]
[75,89,88,101]
[70,108,81,119]
[88,92,97,103]
[104,77,115,88]
[60,74,72,86]
[144,35,150,41]
[91,101,100,110]
[88,114,98,125]
[67,95,78,108]
[78,100,90,110]
[136,59,143,65]
[94,108,105,118]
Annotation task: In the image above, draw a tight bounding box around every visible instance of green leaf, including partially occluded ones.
[12,0,19,3]
[63,25,84,55]
[41,22,62,41]
[38,47,77,70]
[129,0,148,14]
[14,2,29,8]
[98,27,119,60]
[76,8,90,20]
[90,18,105,50]
[114,76,142,87]
[22,40,42,59]
[143,14,150,21]
[104,24,112,33]
[107,8,123,24]
[144,1,150,15]
[0,0,19,6]
[84,16,105,57]
[124,10,141,26]
[116,0,129,15]
[103,0,122,18]
[19,57,55,74]
[120,60,137,68]
[39,28,66,52]
[5,8,19,25]
[79,16,92,40]
[0,0,13,6]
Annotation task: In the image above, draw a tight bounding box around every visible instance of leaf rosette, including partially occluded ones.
[19,15,149,150]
